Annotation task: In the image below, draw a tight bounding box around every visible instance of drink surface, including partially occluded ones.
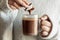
[22,18,38,36]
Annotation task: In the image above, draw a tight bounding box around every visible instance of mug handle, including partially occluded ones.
[38,18,42,33]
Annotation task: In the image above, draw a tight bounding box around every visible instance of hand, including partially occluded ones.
[8,0,30,10]
[40,15,52,37]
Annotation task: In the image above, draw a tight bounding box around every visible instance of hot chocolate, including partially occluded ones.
[22,14,38,36]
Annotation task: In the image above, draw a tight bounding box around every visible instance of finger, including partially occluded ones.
[13,2,21,9]
[41,26,50,32]
[41,31,48,36]
[22,0,31,5]
[9,4,17,10]
[8,0,14,5]
[42,21,51,27]
[15,0,29,8]
[41,15,48,20]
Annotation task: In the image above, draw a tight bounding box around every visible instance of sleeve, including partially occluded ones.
[0,0,18,25]
[0,0,13,11]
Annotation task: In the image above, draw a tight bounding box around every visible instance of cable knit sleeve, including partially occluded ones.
[0,0,18,25]
[0,0,13,11]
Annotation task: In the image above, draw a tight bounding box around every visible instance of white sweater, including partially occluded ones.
[0,0,18,40]
[0,0,60,40]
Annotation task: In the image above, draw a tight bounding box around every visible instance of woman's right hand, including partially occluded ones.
[8,0,30,10]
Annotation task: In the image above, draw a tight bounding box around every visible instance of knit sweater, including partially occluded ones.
[0,0,18,40]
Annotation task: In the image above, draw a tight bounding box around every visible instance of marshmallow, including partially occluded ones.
[25,4,33,11]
